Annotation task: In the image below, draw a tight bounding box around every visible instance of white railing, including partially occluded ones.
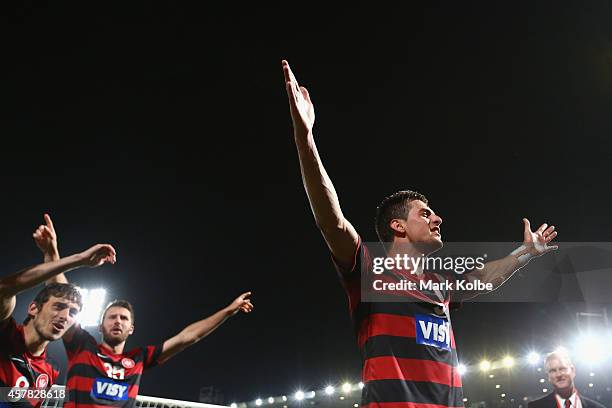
[41,386,228,408]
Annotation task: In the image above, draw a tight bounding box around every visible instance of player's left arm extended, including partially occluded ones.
[461,218,558,299]
[157,292,253,364]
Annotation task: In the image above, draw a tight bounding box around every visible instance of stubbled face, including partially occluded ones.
[30,296,80,341]
[394,200,443,253]
[547,357,576,394]
[100,306,134,347]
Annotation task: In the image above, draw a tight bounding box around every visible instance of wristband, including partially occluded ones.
[510,245,533,266]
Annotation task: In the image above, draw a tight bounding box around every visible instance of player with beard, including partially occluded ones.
[0,214,116,406]
[282,60,560,408]
[34,220,254,408]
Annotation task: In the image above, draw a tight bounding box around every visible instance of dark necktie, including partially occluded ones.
[565,399,571,408]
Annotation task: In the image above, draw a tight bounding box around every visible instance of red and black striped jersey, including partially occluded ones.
[335,241,464,408]
[0,317,59,407]
[63,325,162,408]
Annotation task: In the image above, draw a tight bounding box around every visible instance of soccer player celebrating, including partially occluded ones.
[34,217,254,408]
[282,60,559,408]
[0,213,116,403]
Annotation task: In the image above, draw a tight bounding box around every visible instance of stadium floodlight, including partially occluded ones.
[463,398,468,403]
[358,382,364,389]
[256,399,262,406]
[230,403,237,408]
[501,394,506,398]
[325,386,335,395]
[575,334,609,365]
[77,288,106,327]
[542,388,548,393]
[588,383,594,388]
[268,397,274,404]
[353,404,359,407]
[502,356,514,368]
[342,383,352,393]
[590,372,595,377]
[479,360,491,372]
[457,364,467,376]
[527,352,540,366]
[294,391,304,401]
[281,396,287,402]
[495,385,501,389]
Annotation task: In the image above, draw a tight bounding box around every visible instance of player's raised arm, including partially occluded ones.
[282,60,359,269]
[461,218,558,299]
[33,213,67,284]
[157,292,253,364]
[0,244,117,321]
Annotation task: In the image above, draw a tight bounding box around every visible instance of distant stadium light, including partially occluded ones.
[77,288,106,327]
[480,360,491,372]
[527,352,540,365]
[268,397,274,404]
[353,404,359,407]
[294,391,304,401]
[325,386,335,395]
[342,383,352,393]
[589,383,594,388]
[495,385,501,389]
[502,356,514,368]
[358,382,364,389]
[458,364,467,376]
[463,398,468,403]
[501,394,506,398]
[542,389,548,393]
[539,378,545,383]
[282,396,287,402]
[590,372,595,377]
[488,374,495,378]
[231,404,237,408]
[256,399,262,406]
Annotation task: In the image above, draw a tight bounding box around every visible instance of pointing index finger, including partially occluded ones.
[44,213,54,230]
[282,60,298,85]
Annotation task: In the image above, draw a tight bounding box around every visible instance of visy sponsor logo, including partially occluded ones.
[91,377,129,401]
[415,313,451,350]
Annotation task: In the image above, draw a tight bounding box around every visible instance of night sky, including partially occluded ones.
[1,1,612,403]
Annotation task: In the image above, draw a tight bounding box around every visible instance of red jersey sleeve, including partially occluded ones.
[142,344,163,370]
[63,324,97,358]
[0,317,22,354]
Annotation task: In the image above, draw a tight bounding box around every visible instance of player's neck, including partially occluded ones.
[101,340,126,355]
[23,323,49,356]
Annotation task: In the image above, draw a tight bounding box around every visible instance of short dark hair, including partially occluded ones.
[102,300,135,324]
[23,283,83,325]
[375,190,429,243]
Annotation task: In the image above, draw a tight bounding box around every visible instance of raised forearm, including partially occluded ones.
[43,250,68,284]
[177,306,234,346]
[0,253,85,298]
[294,132,346,232]
[467,254,521,292]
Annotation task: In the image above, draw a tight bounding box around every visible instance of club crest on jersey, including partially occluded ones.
[121,358,135,369]
[35,373,49,388]
[415,313,451,350]
[91,377,129,402]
